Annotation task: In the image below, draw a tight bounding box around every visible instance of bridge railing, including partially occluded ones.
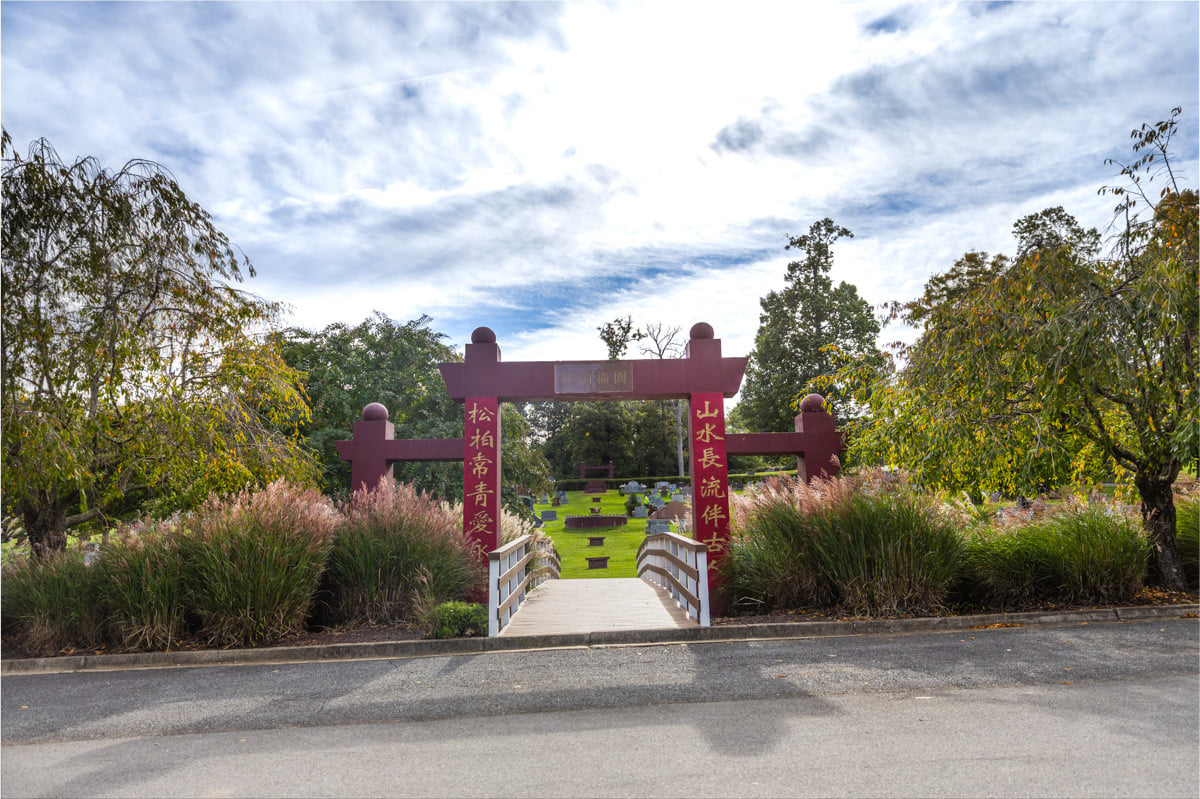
[636,531,709,626]
[488,534,560,636]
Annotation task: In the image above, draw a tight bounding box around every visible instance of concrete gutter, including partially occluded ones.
[3,604,1195,675]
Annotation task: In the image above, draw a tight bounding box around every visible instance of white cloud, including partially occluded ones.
[2,0,1196,377]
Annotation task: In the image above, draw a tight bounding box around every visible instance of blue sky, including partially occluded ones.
[3,1,1197,370]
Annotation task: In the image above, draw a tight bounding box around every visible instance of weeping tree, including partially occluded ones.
[2,131,317,556]
[827,109,1197,589]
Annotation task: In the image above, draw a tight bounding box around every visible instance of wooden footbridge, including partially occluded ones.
[488,531,709,637]
[497,578,698,637]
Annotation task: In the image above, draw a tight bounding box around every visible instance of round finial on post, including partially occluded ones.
[689,322,714,340]
[362,402,389,421]
[799,393,827,413]
[471,327,497,344]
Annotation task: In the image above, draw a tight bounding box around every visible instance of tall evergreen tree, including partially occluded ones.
[738,219,881,433]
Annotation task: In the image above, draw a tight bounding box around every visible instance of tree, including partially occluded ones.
[521,401,574,445]
[544,402,636,479]
[738,219,882,434]
[497,404,553,505]
[629,401,678,477]
[638,323,683,360]
[836,109,1197,589]
[1,132,317,556]
[277,313,463,497]
[278,313,551,506]
[638,323,687,476]
[597,315,644,360]
[819,245,1107,502]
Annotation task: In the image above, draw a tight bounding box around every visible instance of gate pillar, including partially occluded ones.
[685,324,734,616]
[463,395,502,565]
[461,328,504,566]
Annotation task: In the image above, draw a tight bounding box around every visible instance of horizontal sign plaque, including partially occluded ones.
[554,362,633,394]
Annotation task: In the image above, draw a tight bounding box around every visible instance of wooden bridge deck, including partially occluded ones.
[498,578,699,637]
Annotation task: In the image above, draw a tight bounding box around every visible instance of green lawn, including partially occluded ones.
[536,489,655,578]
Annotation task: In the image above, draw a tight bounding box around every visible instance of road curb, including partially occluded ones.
[3,604,1195,675]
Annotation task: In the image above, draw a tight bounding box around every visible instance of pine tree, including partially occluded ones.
[738,219,881,434]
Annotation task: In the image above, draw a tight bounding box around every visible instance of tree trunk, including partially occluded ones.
[1135,472,1185,592]
[20,492,69,559]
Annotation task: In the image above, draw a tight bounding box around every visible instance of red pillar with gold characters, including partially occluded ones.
[688,391,732,615]
[463,396,502,565]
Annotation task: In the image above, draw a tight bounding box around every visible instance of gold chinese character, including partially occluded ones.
[700,475,726,499]
[705,538,727,554]
[701,504,728,526]
[469,451,493,478]
[694,422,724,444]
[698,447,721,470]
[469,429,496,449]
[695,400,720,419]
[467,480,494,507]
[468,403,496,424]
[466,512,494,534]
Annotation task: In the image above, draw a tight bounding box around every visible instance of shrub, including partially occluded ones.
[726,475,962,616]
[964,504,1149,606]
[326,479,482,626]
[179,481,339,647]
[1174,493,1199,589]
[1,549,105,655]
[812,491,962,615]
[96,525,188,651]
[425,601,488,638]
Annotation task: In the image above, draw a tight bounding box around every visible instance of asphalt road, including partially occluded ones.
[3,617,1197,797]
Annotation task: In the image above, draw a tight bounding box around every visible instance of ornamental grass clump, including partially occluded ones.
[726,474,962,616]
[1,548,105,656]
[963,503,1150,606]
[178,481,339,647]
[96,523,188,651]
[1175,493,1199,589]
[326,479,482,626]
[725,479,836,610]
